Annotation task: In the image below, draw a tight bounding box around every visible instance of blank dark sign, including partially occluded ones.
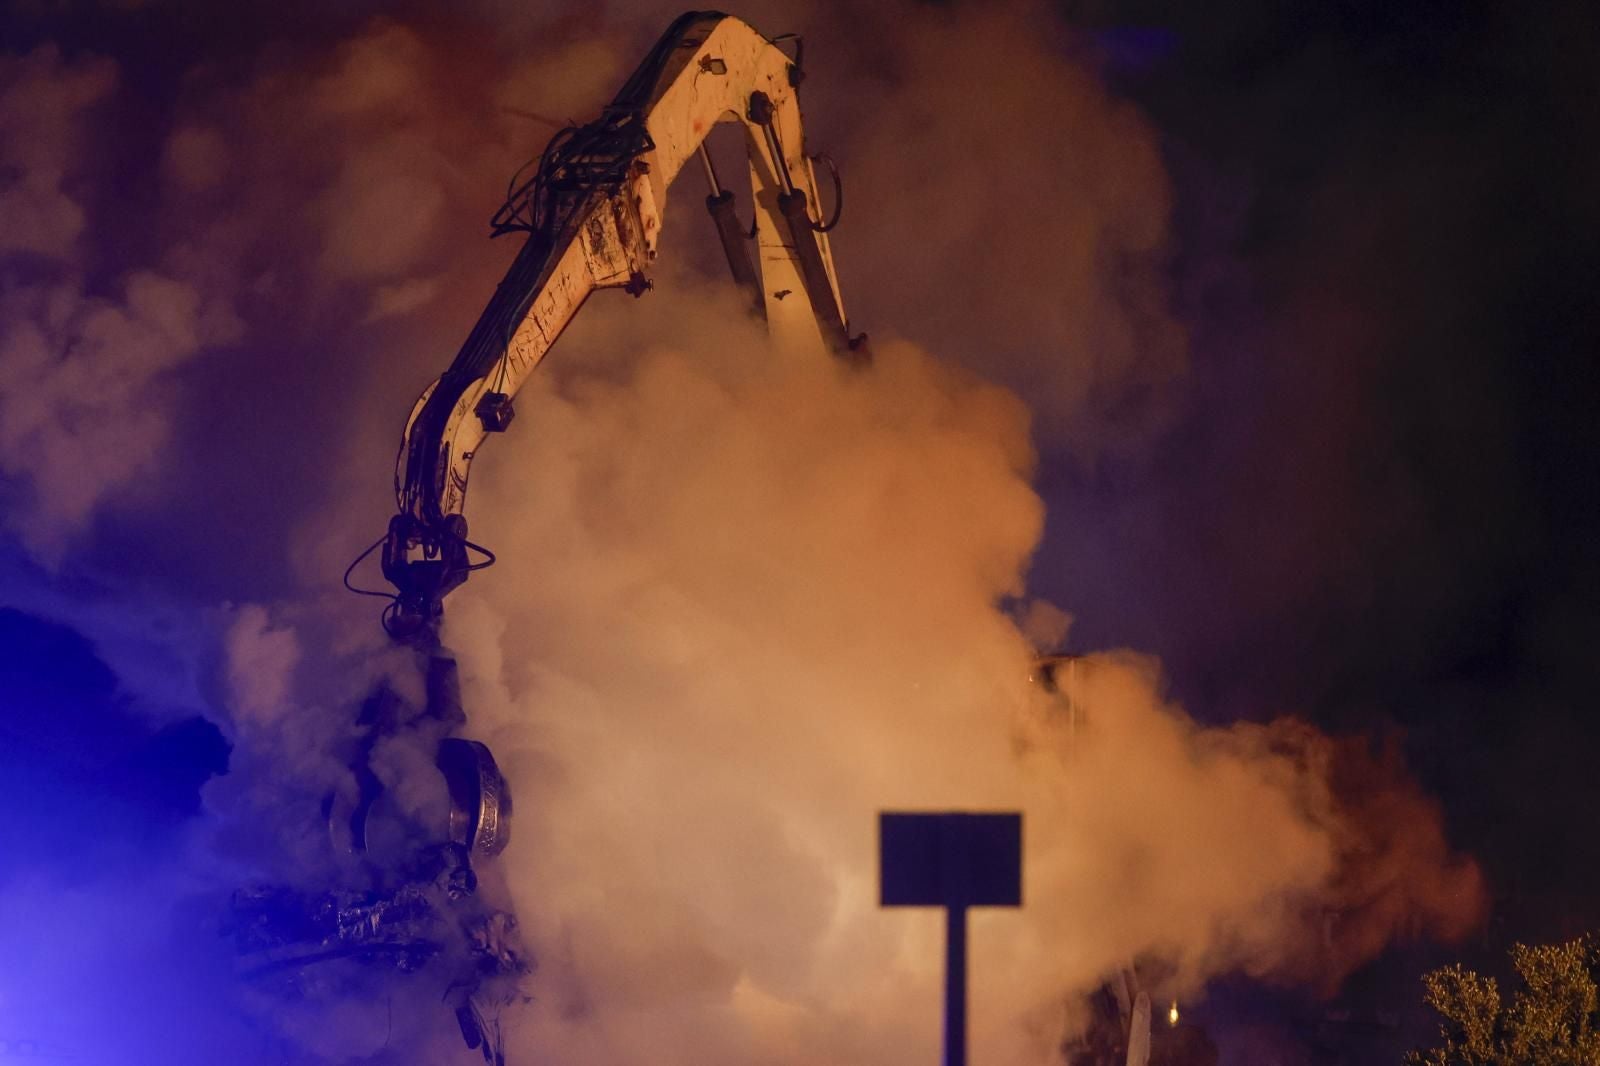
[880,812,1022,908]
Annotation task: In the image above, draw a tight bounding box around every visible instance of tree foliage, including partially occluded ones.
[1408,936,1600,1066]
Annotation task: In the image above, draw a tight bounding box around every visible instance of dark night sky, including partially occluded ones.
[1042,0,1600,1047]
[1055,0,1600,935]
[1,0,1598,1060]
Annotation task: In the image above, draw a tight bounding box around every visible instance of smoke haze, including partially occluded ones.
[0,1,1508,1062]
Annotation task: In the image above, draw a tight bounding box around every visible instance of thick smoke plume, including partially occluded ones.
[0,2,1483,1063]
[432,285,1482,1062]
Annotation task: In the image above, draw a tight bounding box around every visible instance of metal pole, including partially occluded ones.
[944,903,967,1066]
[697,143,723,197]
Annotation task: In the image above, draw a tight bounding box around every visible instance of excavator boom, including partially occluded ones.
[329,17,865,1061]
[380,10,860,635]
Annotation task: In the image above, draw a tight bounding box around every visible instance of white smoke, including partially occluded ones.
[0,5,1481,1065]
[426,284,1479,1063]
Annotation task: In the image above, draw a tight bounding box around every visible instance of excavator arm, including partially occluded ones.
[326,17,863,1061]
[379,10,861,636]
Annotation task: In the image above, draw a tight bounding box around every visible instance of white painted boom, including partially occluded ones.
[378,11,860,632]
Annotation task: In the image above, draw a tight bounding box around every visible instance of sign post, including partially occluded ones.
[880,812,1023,1066]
